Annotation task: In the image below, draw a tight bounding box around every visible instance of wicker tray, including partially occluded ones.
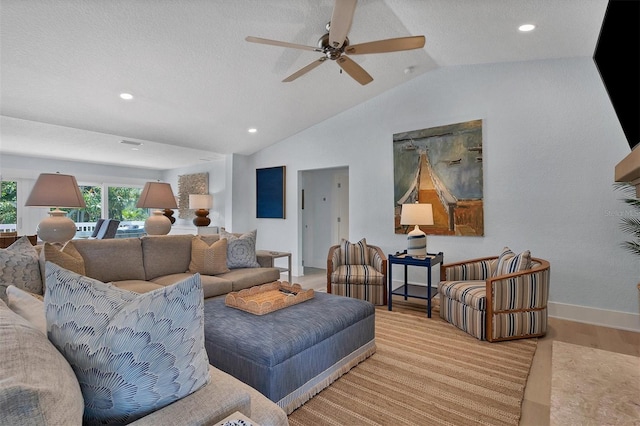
[224,281,314,315]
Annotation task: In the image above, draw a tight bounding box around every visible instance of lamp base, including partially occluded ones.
[192,209,211,227]
[163,208,176,224]
[406,225,427,257]
[37,209,77,243]
[144,210,172,235]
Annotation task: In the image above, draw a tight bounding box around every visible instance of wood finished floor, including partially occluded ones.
[290,269,640,426]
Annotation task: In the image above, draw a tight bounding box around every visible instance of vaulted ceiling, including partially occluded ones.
[0,0,609,170]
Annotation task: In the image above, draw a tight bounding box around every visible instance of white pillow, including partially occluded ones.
[45,262,210,424]
[6,285,46,334]
[0,236,42,302]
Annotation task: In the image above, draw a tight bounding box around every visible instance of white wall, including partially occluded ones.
[242,57,639,326]
[162,158,227,232]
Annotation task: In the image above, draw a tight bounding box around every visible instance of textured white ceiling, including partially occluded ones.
[0,0,608,170]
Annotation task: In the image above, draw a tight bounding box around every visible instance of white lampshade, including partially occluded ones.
[189,194,213,210]
[400,203,434,256]
[189,194,213,227]
[137,182,178,235]
[25,173,86,243]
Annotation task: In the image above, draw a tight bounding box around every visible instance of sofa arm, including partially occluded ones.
[367,245,387,276]
[129,367,251,426]
[256,253,274,268]
[440,256,496,281]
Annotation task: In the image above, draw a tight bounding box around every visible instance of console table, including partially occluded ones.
[388,251,444,318]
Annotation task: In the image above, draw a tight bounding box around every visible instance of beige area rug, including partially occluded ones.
[288,309,537,426]
[550,341,640,425]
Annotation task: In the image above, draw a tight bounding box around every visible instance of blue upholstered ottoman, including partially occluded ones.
[203,292,376,414]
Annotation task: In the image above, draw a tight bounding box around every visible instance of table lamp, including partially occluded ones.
[189,194,213,227]
[136,182,178,235]
[400,202,434,256]
[25,173,87,243]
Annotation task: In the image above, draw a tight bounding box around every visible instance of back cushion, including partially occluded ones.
[73,238,146,282]
[340,238,369,265]
[142,234,193,280]
[493,247,532,277]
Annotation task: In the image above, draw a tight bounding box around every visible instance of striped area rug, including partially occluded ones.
[288,308,537,425]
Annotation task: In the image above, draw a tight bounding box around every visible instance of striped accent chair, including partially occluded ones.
[327,238,387,305]
[438,254,550,342]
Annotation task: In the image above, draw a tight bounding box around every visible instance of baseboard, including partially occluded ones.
[548,301,640,332]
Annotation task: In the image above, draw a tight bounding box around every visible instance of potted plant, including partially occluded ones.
[615,182,640,257]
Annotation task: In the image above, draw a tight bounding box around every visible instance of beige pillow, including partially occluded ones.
[39,241,86,281]
[6,285,46,334]
[189,236,230,275]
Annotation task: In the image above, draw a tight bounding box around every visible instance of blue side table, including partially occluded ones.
[388,251,444,318]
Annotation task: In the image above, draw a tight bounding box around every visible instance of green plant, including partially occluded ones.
[615,182,640,257]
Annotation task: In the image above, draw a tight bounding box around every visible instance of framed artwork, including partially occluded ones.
[256,166,286,219]
[393,119,484,236]
[178,172,208,219]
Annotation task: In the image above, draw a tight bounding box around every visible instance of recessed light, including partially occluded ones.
[248,128,257,133]
[518,24,536,32]
[119,93,134,100]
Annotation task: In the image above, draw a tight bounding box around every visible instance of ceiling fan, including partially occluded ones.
[245,0,425,85]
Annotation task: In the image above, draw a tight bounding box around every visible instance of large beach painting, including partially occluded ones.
[393,119,484,236]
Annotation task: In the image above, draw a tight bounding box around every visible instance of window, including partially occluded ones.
[0,180,17,232]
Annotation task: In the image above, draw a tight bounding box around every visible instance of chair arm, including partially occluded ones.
[367,245,387,276]
[486,258,551,312]
[326,245,340,293]
[440,256,497,281]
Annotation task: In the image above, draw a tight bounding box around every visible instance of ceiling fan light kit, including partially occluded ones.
[246,0,425,86]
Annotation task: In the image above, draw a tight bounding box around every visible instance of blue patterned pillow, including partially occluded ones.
[220,229,260,269]
[44,263,210,425]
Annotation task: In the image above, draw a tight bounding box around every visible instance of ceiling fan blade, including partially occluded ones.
[345,35,426,55]
[283,57,327,82]
[329,0,357,49]
[245,36,321,52]
[336,56,373,85]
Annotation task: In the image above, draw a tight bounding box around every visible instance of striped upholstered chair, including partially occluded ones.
[438,247,550,342]
[327,238,387,305]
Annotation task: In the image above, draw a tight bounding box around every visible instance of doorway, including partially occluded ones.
[300,167,349,272]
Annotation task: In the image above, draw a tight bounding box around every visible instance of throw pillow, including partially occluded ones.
[189,236,230,275]
[39,241,86,288]
[0,299,84,426]
[6,285,46,334]
[45,263,210,425]
[220,229,260,269]
[493,246,532,277]
[340,238,369,265]
[0,236,42,302]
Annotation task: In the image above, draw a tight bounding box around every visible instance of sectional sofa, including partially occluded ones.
[1,233,289,425]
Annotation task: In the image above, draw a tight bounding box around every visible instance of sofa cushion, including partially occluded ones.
[39,242,85,287]
[493,247,532,277]
[340,238,369,266]
[0,236,42,302]
[220,229,260,269]
[215,267,281,292]
[73,238,146,282]
[0,299,84,425]
[111,280,166,294]
[142,234,193,280]
[45,263,210,425]
[6,285,46,334]
[189,236,230,275]
[151,273,233,298]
